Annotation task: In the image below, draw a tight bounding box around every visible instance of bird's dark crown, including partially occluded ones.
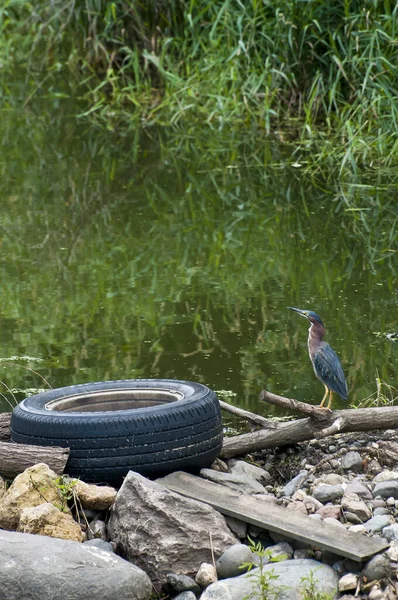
[287,307,324,326]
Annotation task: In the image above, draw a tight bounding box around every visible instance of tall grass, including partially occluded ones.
[1,1,398,173]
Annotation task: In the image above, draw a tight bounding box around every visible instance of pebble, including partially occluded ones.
[174,593,197,600]
[341,495,372,521]
[293,549,312,560]
[373,481,398,500]
[373,470,398,482]
[266,541,294,561]
[282,471,308,497]
[371,498,387,508]
[382,523,398,541]
[225,516,247,539]
[323,517,346,529]
[386,543,398,561]
[348,524,366,534]
[341,451,363,473]
[344,481,372,500]
[287,501,307,514]
[338,573,358,592]
[195,563,217,588]
[373,507,390,516]
[368,586,383,600]
[303,495,323,513]
[312,484,344,503]
[344,512,363,525]
[317,505,341,520]
[215,543,253,579]
[83,539,114,553]
[323,474,346,485]
[363,554,391,581]
[166,573,201,594]
[363,514,392,533]
[229,461,271,484]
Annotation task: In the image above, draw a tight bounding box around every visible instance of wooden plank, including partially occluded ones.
[158,471,389,562]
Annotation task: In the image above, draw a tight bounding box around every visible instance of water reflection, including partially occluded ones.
[0,99,396,421]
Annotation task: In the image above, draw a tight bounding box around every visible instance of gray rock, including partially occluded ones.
[83,539,114,553]
[267,541,294,560]
[0,530,152,600]
[344,481,372,500]
[294,549,312,560]
[200,469,266,494]
[348,524,366,534]
[338,573,358,591]
[109,472,238,585]
[344,512,363,525]
[373,470,398,482]
[225,516,247,539]
[323,474,346,485]
[386,543,398,561]
[323,517,346,529]
[341,451,363,473]
[312,484,344,503]
[201,559,339,600]
[382,523,398,541]
[195,563,217,588]
[373,507,390,516]
[341,495,372,521]
[363,554,391,581]
[303,495,323,513]
[282,471,308,497]
[317,504,341,519]
[373,481,398,499]
[363,515,392,533]
[174,593,197,600]
[371,498,386,508]
[216,543,253,579]
[229,461,271,484]
[87,518,107,541]
[166,573,201,594]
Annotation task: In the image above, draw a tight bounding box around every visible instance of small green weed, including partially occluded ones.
[55,476,78,513]
[241,538,288,600]
[298,569,334,600]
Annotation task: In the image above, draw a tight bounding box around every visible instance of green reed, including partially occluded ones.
[1,0,398,174]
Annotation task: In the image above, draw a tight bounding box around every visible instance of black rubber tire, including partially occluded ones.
[10,379,223,484]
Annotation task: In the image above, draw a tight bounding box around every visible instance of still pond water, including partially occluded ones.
[0,98,396,428]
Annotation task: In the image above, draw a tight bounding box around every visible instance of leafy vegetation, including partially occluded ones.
[1,1,398,174]
[242,540,333,600]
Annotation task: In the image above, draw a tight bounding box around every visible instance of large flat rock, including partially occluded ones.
[201,558,339,600]
[0,530,152,600]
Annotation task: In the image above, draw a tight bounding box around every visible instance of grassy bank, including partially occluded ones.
[1,1,398,174]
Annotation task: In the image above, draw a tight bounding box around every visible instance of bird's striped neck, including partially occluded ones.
[308,320,325,356]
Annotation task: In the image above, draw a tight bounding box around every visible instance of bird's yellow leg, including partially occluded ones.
[319,385,329,408]
[326,392,334,410]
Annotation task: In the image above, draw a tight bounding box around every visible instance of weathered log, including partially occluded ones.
[0,441,70,479]
[219,399,277,429]
[0,413,11,441]
[221,389,398,459]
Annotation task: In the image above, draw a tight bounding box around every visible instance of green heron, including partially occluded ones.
[288,307,348,409]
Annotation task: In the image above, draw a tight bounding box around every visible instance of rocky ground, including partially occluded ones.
[1,429,398,599]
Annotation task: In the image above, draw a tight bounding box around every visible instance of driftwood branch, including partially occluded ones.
[219,399,277,429]
[221,389,398,459]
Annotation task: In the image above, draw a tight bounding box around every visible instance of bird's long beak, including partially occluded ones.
[287,307,308,319]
